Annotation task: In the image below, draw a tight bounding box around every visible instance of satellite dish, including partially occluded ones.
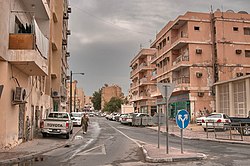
[238,11,248,14]
[226,9,235,13]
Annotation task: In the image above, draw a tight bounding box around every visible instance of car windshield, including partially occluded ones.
[71,113,82,117]
[207,114,222,118]
[48,113,68,118]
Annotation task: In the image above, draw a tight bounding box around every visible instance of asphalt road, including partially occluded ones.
[20,117,250,166]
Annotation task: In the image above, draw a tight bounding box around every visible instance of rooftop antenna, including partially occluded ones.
[140,44,142,50]
[210,5,213,13]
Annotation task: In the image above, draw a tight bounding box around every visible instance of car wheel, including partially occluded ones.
[70,129,73,134]
[243,124,249,136]
[42,133,47,138]
[66,133,70,139]
[203,128,207,132]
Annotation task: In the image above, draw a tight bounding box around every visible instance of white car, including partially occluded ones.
[70,112,83,126]
[196,116,207,125]
[202,113,231,131]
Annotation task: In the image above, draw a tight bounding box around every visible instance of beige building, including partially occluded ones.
[101,84,123,110]
[129,48,157,116]
[149,10,250,121]
[0,0,70,149]
[215,75,250,117]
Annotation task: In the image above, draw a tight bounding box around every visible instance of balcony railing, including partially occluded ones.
[8,18,49,76]
[172,54,189,66]
[172,76,190,84]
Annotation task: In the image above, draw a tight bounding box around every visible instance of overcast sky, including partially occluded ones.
[68,0,250,96]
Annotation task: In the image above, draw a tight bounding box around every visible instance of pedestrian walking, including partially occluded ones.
[81,113,89,134]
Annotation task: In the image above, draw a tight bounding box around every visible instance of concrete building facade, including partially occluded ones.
[215,75,250,117]
[101,84,123,110]
[0,0,70,149]
[129,49,157,116]
[149,10,250,121]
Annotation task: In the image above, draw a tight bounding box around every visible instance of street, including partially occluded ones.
[18,116,250,166]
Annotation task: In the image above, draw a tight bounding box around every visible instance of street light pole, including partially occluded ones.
[70,71,73,113]
[69,71,84,113]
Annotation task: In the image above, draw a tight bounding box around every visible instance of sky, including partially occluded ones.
[68,0,250,96]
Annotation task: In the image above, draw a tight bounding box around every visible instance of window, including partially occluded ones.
[194,26,200,31]
[244,28,250,35]
[245,50,250,57]
[167,36,169,41]
[233,27,239,31]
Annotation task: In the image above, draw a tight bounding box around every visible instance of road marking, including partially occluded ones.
[74,135,83,140]
[62,138,94,162]
[77,144,106,156]
[108,124,142,148]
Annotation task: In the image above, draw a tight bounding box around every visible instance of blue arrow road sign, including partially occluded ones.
[176,109,190,129]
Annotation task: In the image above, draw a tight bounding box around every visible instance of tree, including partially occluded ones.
[91,89,101,110]
[103,97,123,113]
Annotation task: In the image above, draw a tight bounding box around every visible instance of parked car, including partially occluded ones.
[120,113,133,125]
[202,113,231,132]
[40,112,73,139]
[229,117,250,135]
[70,112,83,127]
[196,116,207,125]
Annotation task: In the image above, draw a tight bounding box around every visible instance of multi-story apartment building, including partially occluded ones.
[129,48,157,116]
[0,0,70,149]
[50,0,71,112]
[101,84,123,110]
[150,10,250,121]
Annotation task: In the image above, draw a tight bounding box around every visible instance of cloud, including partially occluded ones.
[68,0,250,96]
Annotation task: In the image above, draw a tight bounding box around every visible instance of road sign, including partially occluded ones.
[156,83,175,100]
[176,109,190,129]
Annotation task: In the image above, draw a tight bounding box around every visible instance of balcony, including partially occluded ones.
[172,54,189,66]
[172,76,190,91]
[8,20,49,76]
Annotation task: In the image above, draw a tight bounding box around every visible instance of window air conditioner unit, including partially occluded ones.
[235,49,242,54]
[67,7,72,13]
[196,72,203,78]
[62,39,67,45]
[196,48,202,54]
[13,87,26,102]
[236,72,244,77]
[63,13,69,19]
[52,91,60,98]
[198,92,204,97]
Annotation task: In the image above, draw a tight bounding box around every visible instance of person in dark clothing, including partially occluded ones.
[81,113,89,134]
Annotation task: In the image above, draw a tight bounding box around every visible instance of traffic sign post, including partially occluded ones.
[157,83,175,154]
[176,109,190,154]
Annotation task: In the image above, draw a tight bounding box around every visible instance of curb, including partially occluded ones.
[0,127,82,165]
[141,146,206,163]
[148,127,250,145]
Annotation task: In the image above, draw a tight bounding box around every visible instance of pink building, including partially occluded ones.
[129,49,157,116]
[149,10,250,121]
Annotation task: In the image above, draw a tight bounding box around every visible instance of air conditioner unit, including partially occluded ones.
[235,49,242,54]
[198,92,204,97]
[52,91,60,98]
[67,7,72,13]
[236,72,244,77]
[13,87,26,102]
[63,12,69,19]
[66,30,71,35]
[62,39,67,45]
[196,48,202,54]
[196,72,203,78]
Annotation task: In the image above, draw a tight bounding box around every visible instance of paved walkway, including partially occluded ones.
[0,121,249,164]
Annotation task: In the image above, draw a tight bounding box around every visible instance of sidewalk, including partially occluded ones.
[142,120,250,163]
[0,128,81,165]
